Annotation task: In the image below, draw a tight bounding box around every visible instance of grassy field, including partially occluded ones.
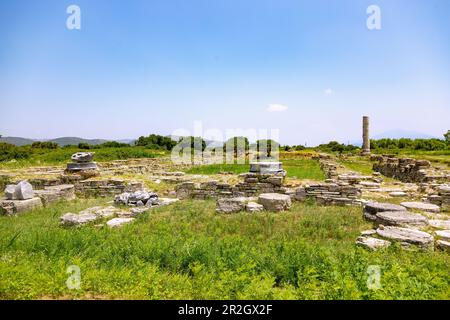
[0,199,449,300]
[372,149,450,167]
[186,158,325,180]
[0,147,166,169]
[338,156,375,175]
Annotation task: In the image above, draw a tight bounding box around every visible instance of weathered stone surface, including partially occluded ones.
[258,193,291,212]
[356,236,391,250]
[435,230,450,242]
[249,162,283,174]
[61,206,124,226]
[0,197,43,216]
[60,212,98,226]
[87,206,118,218]
[246,202,264,213]
[294,187,307,201]
[129,207,150,215]
[363,211,378,221]
[389,191,407,197]
[66,162,98,171]
[373,155,449,183]
[375,211,428,227]
[107,217,135,228]
[429,219,450,229]
[4,185,16,200]
[158,198,180,206]
[436,240,450,252]
[400,202,440,213]
[114,190,158,206]
[216,197,248,213]
[360,229,377,236]
[376,226,434,248]
[34,184,75,205]
[364,202,406,215]
[71,152,94,163]
[9,181,34,200]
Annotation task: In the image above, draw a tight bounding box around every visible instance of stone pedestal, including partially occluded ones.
[249,162,284,174]
[66,152,98,174]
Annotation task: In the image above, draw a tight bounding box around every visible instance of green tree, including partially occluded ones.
[223,136,249,157]
[31,141,59,149]
[135,134,177,150]
[444,130,450,143]
[256,139,280,158]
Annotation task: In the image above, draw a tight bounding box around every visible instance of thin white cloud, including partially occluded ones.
[324,88,334,95]
[267,104,288,112]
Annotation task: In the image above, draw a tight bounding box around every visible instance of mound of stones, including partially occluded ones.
[216,193,291,213]
[372,155,450,183]
[60,206,133,228]
[423,184,450,211]
[114,190,159,207]
[358,201,450,252]
[61,194,180,228]
[295,182,362,206]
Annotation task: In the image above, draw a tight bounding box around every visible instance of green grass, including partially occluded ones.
[0,147,166,169]
[339,157,374,175]
[372,149,450,167]
[186,159,325,180]
[1,199,449,300]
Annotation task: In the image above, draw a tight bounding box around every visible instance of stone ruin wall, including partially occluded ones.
[175,171,364,207]
[10,176,144,198]
[372,155,450,183]
[175,172,286,200]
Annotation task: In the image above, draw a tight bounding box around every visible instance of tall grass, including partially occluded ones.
[0,199,448,299]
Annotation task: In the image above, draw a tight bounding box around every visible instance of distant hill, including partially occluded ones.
[0,136,35,146]
[372,130,439,140]
[48,137,109,146]
[0,136,124,147]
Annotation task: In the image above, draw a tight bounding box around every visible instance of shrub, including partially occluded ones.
[31,141,59,149]
[135,134,176,150]
[0,143,30,161]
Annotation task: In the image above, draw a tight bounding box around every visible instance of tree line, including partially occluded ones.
[1,130,449,162]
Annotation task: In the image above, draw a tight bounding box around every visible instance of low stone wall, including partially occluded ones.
[372,155,450,183]
[319,158,339,179]
[75,179,144,197]
[14,176,144,198]
[295,183,362,206]
[175,172,286,200]
[34,185,76,205]
[426,185,450,211]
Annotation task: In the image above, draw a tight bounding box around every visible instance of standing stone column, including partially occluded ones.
[361,116,371,155]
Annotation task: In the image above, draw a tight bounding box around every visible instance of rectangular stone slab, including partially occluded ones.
[0,197,43,216]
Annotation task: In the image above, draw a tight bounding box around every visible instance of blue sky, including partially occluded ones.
[0,0,449,145]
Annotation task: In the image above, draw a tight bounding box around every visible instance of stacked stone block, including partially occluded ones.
[373,155,450,183]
